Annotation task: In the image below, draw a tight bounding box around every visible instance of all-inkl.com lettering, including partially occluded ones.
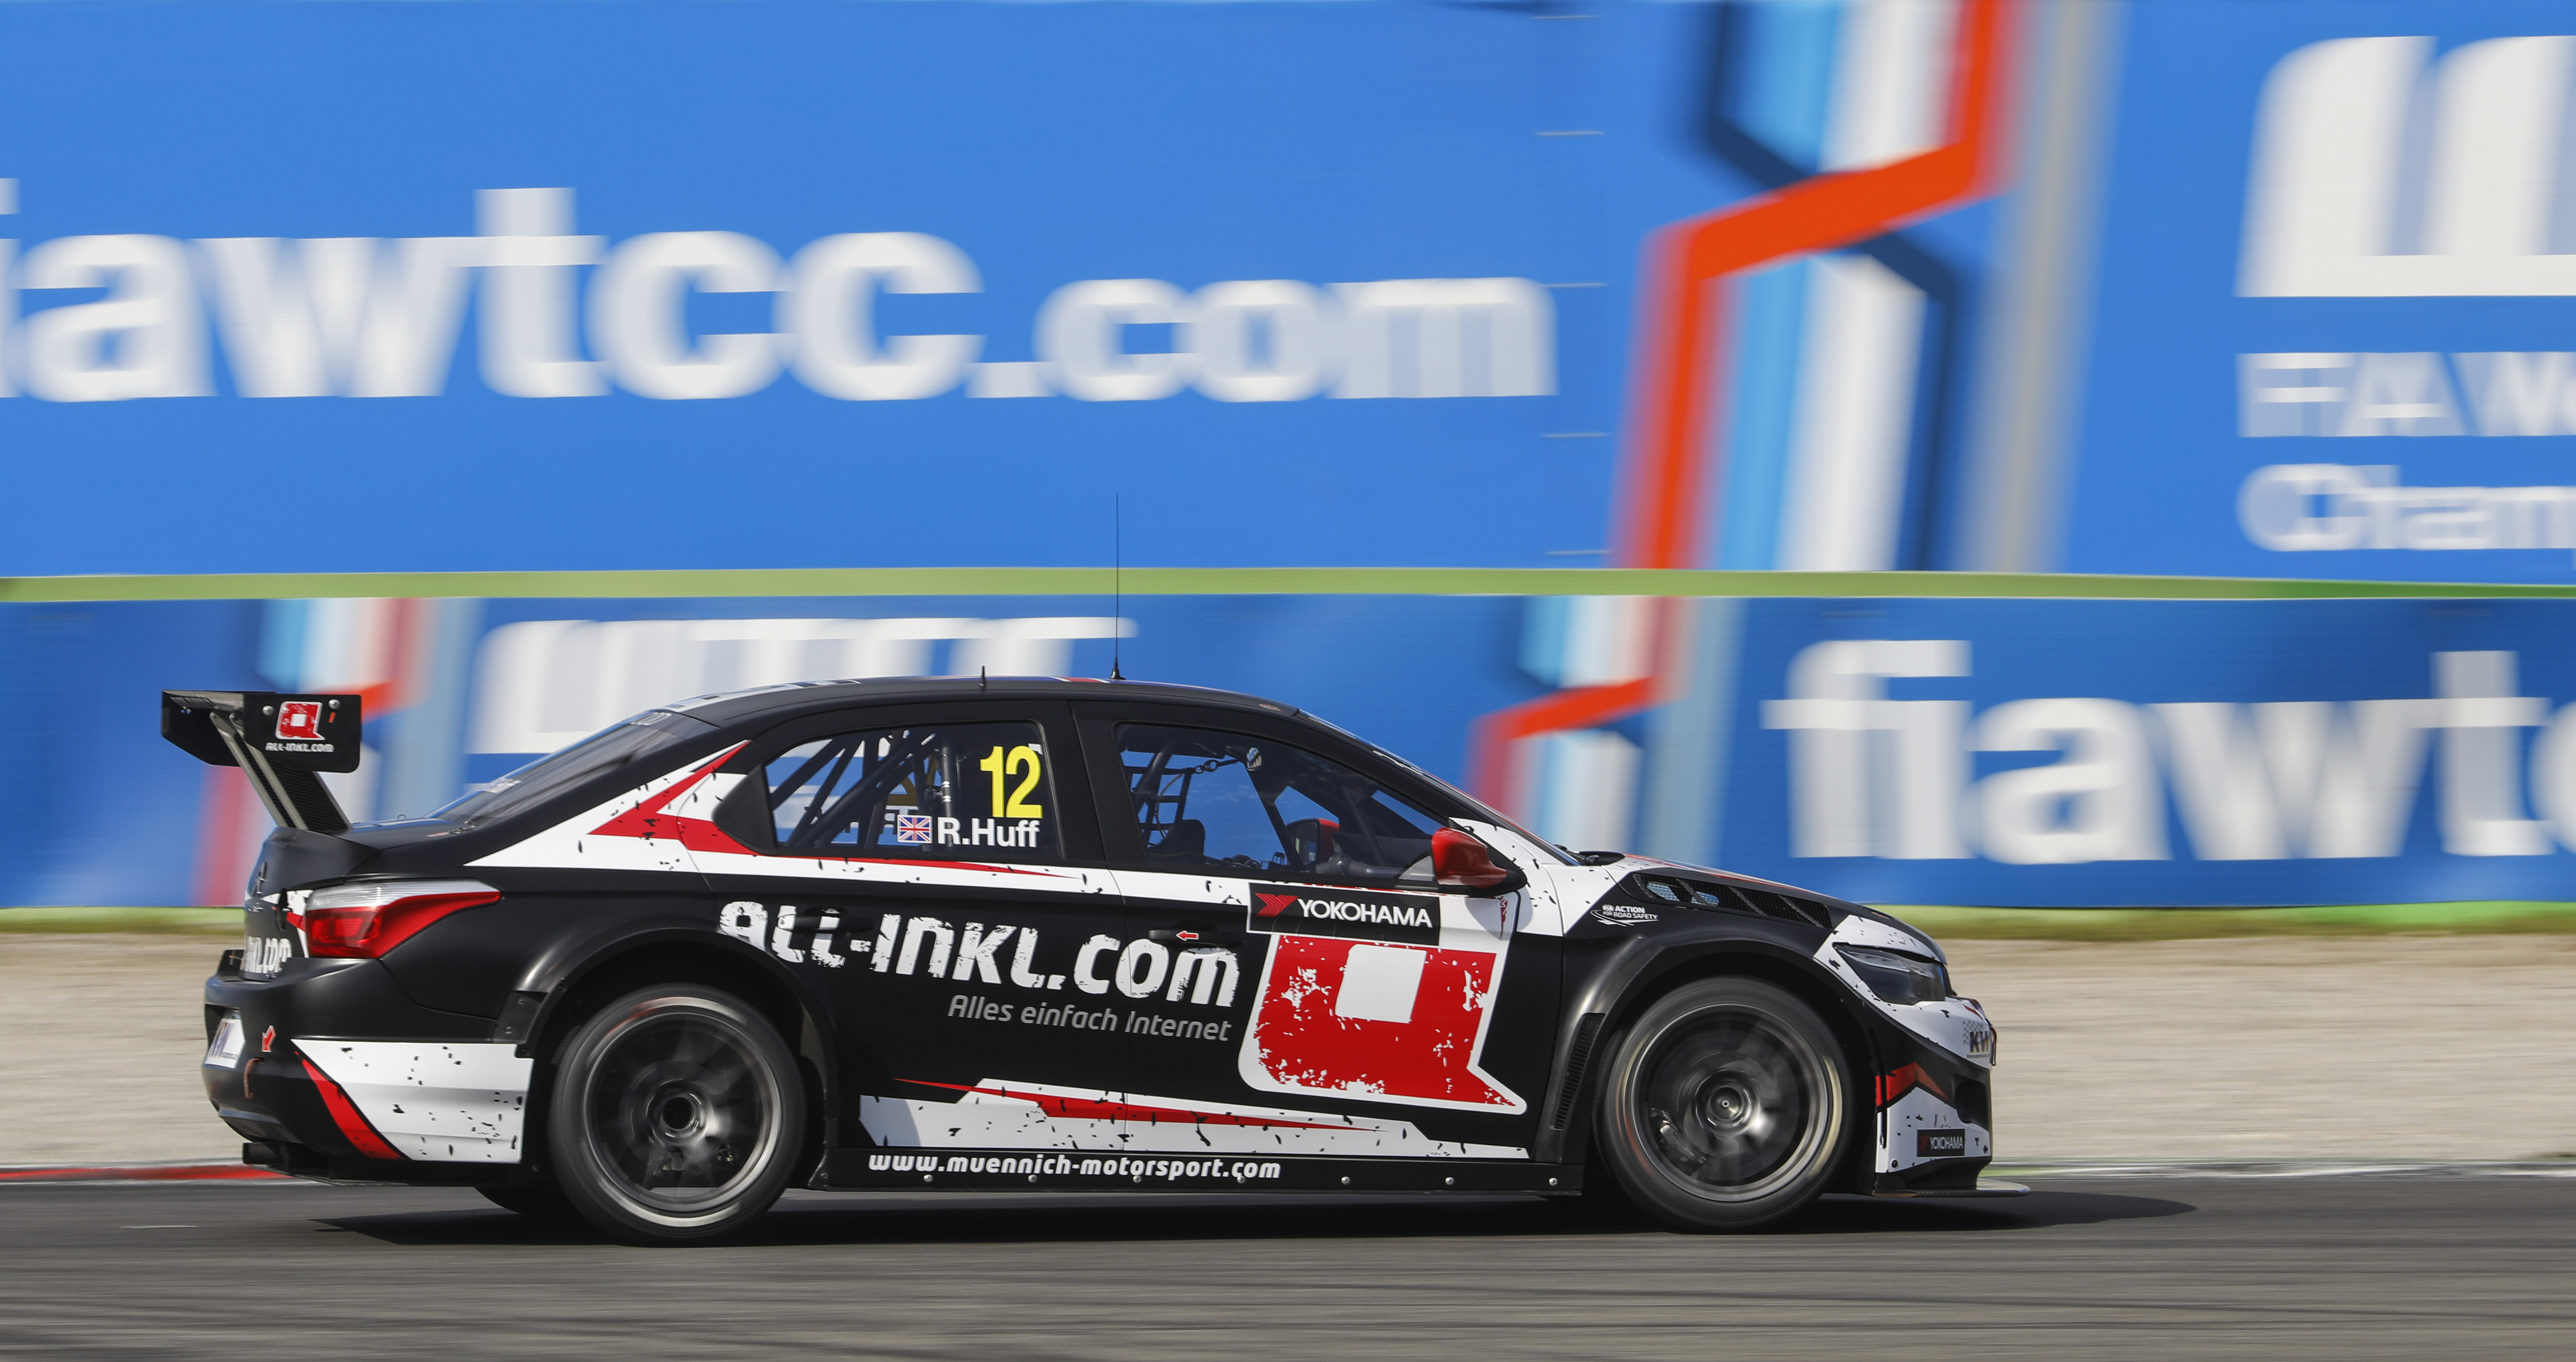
[718,904,1240,1009]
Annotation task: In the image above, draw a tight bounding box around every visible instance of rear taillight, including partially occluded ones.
[293,881,499,958]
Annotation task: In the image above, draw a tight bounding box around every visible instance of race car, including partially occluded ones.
[172,677,2012,1245]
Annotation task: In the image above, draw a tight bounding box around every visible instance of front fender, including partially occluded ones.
[1529,913,1897,1166]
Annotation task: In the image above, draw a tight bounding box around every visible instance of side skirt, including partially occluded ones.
[823,1149,1584,1195]
[1868,1179,2030,1199]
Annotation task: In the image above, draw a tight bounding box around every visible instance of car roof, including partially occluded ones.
[652,676,1307,730]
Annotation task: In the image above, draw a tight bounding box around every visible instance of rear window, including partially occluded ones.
[431,709,720,828]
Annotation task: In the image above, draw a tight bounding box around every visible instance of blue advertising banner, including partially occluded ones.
[2073,2,2576,586]
[1697,597,2576,906]
[0,1,1629,577]
[20,0,2576,913]
[10,0,2576,588]
[30,586,2576,909]
[0,0,2020,579]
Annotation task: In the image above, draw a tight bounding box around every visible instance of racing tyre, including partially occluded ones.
[548,986,805,1245]
[1594,977,1850,1232]
[477,1180,577,1219]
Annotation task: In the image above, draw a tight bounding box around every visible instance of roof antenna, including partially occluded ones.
[979,665,987,690]
[1109,494,1125,681]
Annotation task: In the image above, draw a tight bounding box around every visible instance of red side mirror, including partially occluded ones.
[1432,828,1515,890]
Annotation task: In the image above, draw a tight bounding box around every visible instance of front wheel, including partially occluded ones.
[547,985,805,1245]
[1593,977,1851,1231]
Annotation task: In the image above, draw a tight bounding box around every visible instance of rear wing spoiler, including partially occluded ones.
[162,690,362,835]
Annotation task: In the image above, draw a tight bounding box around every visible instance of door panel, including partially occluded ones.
[1085,708,1561,1156]
[1236,883,1524,1113]
[686,702,1135,1154]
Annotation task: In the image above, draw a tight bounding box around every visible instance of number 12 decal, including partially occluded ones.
[978,745,1045,819]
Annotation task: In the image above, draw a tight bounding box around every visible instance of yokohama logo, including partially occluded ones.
[1244,883,1440,945]
[1290,898,1432,929]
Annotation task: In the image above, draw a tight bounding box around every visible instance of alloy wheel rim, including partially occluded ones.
[582,1008,781,1217]
[1630,1004,1835,1203]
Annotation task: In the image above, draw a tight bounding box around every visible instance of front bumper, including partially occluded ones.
[1867,1019,1995,1191]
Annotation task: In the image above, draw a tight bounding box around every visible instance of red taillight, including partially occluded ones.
[301,885,499,958]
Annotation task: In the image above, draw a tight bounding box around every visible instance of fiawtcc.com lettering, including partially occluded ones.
[3,188,1552,406]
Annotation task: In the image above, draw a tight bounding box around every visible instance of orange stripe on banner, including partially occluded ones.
[1464,678,1656,806]
[1475,0,2019,812]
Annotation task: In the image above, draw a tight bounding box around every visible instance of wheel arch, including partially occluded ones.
[516,923,851,1185]
[1535,935,1888,1188]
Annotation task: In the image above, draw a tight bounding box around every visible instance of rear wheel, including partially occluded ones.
[1594,977,1850,1231]
[547,985,804,1245]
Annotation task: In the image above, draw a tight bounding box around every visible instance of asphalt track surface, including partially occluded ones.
[3,1176,2571,1359]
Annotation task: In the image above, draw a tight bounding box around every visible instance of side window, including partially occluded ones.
[760,720,1061,862]
[1116,723,1443,885]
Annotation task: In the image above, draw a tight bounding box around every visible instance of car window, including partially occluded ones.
[757,720,1061,861]
[1116,723,1442,885]
[1297,709,1579,866]
[433,709,720,828]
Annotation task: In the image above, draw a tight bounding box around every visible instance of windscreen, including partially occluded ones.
[1295,712,1580,867]
[1119,724,1447,886]
[430,709,720,828]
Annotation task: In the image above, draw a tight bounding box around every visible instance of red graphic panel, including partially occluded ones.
[275,701,324,741]
[1246,935,1519,1110]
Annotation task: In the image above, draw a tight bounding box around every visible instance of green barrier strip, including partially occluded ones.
[10,566,2576,603]
[1880,901,2576,941]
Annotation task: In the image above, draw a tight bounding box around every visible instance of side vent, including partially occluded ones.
[1629,875,1689,905]
[1732,887,1831,929]
[1954,1077,1992,1128]
[1616,874,1832,929]
[1549,1013,1607,1130]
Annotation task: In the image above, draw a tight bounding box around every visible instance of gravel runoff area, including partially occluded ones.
[5,931,2573,1167]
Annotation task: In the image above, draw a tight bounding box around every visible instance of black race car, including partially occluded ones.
[173,678,2012,1244]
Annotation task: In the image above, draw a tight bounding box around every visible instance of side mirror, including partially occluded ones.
[1433,827,1521,892]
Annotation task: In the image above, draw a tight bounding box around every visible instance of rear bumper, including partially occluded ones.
[203,957,533,1180]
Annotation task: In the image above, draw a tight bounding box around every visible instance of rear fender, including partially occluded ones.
[506,916,859,1136]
